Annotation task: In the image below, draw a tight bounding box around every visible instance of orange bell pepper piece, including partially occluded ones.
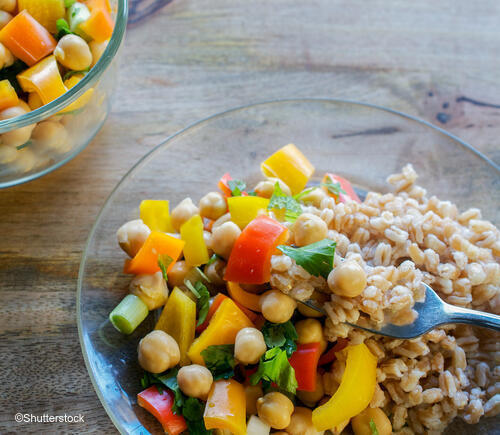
[204,379,246,435]
[137,386,187,435]
[261,144,315,195]
[80,0,114,42]
[0,10,57,66]
[187,298,254,365]
[17,56,66,105]
[0,80,19,110]
[224,215,288,284]
[227,281,262,312]
[17,0,66,34]
[123,231,185,275]
[322,173,361,203]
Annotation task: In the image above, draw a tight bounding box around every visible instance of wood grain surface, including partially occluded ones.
[1,0,499,433]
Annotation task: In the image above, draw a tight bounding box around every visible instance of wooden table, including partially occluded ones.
[1,0,499,432]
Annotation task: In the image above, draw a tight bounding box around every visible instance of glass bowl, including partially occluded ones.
[77,99,499,434]
[0,0,128,188]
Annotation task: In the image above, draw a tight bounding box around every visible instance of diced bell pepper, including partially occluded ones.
[17,0,65,33]
[140,199,175,233]
[0,79,19,110]
[227,195,269,229]
[180,214,209,267]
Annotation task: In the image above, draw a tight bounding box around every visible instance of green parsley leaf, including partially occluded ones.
[250,348,298,394]
[246,189,257,196]
[201,344,236,380]
[0,60,28,94]
[184,280,211,326]
[56,18,74,39]
[182,397,212,434]
[369,419,380,435]
[227,179,246,196]
[64,0,76,7]
[195,266,211,283]
[321,175,346,198]
[268,182,302,223]
[157,254,173,281]
[262,321,298,357]
[153,368,184,413]
[206,253,218,266]
[278,239,336,279]
[63,67,90,81]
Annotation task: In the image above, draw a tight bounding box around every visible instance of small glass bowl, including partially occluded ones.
[0,0,128,188]
[78,99,499,434]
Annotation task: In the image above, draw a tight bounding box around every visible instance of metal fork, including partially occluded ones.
[300,284,500,339]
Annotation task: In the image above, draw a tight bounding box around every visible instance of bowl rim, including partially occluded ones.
[77,97,499,434]
[0,0,128,133]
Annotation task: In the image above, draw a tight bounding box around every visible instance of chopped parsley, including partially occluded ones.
[277,239,336,279]
[185,280,211,326]
[55,18,74,39]
[250,347,298,394]
[201,344,236,380]
[322,175,346,198]
[63,67,90,81]
[262,321,298,357]
[369,419,380,435]
[157,254,173,281]
[206,253,218,266]
[268,182,302,222]
[227,179,247,196]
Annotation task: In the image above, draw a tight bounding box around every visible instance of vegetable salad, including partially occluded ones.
[0,0,113,150]
[111,144,389,435]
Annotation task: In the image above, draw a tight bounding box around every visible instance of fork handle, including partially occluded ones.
[445,305,500,331]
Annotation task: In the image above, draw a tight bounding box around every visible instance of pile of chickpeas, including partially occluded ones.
[118,178,391,435]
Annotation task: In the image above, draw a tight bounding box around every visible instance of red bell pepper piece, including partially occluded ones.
[289,342,322,391]
[137,386,187,435]
[318,338,350,366]
[195,294,258,333]
[322,173,361,203]
[224,215,288,284]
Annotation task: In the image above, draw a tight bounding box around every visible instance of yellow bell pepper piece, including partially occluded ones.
[180,214,209,267]
[227,196,270,229]
[187,298,254,365]
[58,73,94,114]
[0,79,19,110]
[312,343,377,431]
[140,200,175,233]
[204,379,246,435]
[17,0,65,33]
[261,144,315,195]
[17,56,66,105]
[155,287,196,366]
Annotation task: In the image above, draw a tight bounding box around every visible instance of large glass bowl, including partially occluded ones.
[0,0,128,188]
[77,99,499,434]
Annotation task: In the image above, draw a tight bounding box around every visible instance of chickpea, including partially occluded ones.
[0,0,15,13]
[234,327,266,365]
[203,257,226,286]
[28,93,43,111]
[54,34,92,71]
[209,221,241,259]
[296,373,324,407]
[260,290,296,324]
[0,10,11,29]
[167,260,192,287]
[297,291,327,318]
[203,230,214,257]
[177,364,213,400]
[14,148,36,172]
[31,121,70,152]
[286,407,316,435]
[254,178,291,198]
[351,407,392,435]
[297,187,328,208]
[245,384,263,415]
[89,39,109,67]
[138,330,180,373]
[171,198,199,231]
[130,271,168,310]
[0,42,13,69]
[295,318,327,353]
[199,191,227,220]
[292,213,328,247]
[256,392,294,429]
[116,219,151,257]
[211,212,231,230]
[0,143,16,163]
[0,106,35,147]
[327,260,366,297]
